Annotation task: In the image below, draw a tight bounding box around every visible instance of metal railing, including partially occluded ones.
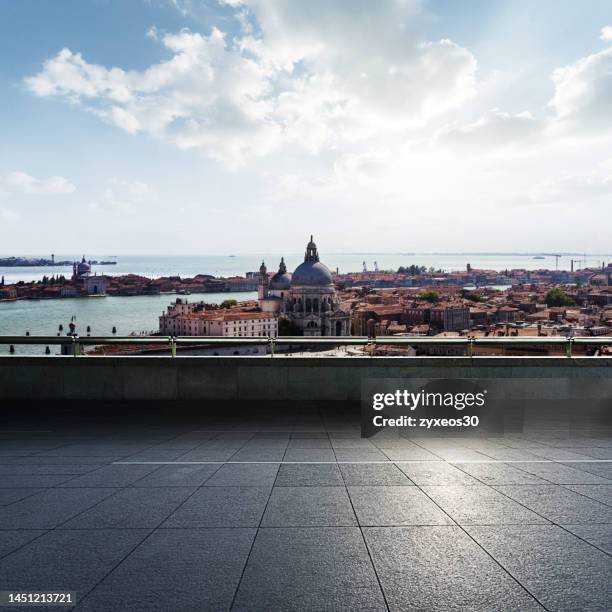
[1,335,612,358]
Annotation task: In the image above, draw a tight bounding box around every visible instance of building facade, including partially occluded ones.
[72,256,108,296]
[258,236,351,336]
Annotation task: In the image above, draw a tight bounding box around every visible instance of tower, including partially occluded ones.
[257,261,269,300]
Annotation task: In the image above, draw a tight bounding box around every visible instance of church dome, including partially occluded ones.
[77,256,91,275]
[291,237,333,287]
[270,257,291,290]
[292,261,333,286]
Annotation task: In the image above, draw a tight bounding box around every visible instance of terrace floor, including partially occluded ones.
[0,404,611,611]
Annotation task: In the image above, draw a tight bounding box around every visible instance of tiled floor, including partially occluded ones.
[0,408,611,611]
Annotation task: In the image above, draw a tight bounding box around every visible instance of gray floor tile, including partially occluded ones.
[0,474,74,488]
[61,487,196,529]
[0,529,150,602]
[348,486,453,526]
[276,464,344,487]
[423,485,549,525]
[262,487,356,527]
[514,462,612,484]
[58,464,160,488]
[0,464,101,475]
[0,489,43,506]
[365,526,544,611]
[495,485,612,524]
[77,529,255,612]
[397,461,480,486]
[339,464,412,486]
[561,524,612,555]
[457,463,550,485]
[283,449,337,462]
[230,448,287,461]
[564,462,612,480]
[0,488,118,529]
[379,447,439,461]
[564,484,612,506]
[287,438,332,449]
[334,449,389,462]
[204,463,279,487]
[466,525,612,612]
[233,528,387,612]
[0,530,46,558]
[164,486,270,527]
[133,464,220,487]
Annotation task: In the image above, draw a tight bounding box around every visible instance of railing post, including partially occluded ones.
[269,337,275,358]
[566,337,573,358]
[72,336,80,357]
[170,337,176,358]
[468,337,474,358]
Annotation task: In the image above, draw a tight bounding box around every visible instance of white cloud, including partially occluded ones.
[437,109,541,151]
[89,178,153,214]
[601,26,612,42]
[24,1,478,164]
[548,45,612,135]
[0,171,76,195]
[0,207,19,222]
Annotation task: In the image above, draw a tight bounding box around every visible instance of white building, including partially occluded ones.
[159,298,278,337]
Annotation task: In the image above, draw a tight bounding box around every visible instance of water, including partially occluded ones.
[1,252,609,285]
[0,292,256,355]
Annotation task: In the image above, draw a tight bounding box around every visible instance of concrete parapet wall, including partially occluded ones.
[1,356,611,402]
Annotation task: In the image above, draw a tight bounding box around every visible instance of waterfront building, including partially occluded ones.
[258,236,351,336]
[72,255,108,296]
[159,298,278,337]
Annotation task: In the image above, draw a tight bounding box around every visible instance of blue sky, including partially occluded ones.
[1,0,611,254]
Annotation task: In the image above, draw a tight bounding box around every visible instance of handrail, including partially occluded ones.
[1,334,612,358]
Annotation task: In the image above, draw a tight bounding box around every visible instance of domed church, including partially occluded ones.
[258,236,351,336]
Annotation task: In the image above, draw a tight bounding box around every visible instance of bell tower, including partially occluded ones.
[258,260,269,300]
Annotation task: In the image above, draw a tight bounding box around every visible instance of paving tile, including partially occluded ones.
[423,485,549,525]
[495,485,612,524]
[365,527,544,611]
[513,462,612,484]
[339,464,412,486]
[262,487,356,527]
[562,462,612,480]
[0,488,118,529]
[397,461,480,486]
[275,464,344,487]
[283,449,337,462]
[64,486,197,529]
[466,525,612,612]
[204,463,279,487]
[334,449,389,462]
[0,489,43,506]
[164,486,270,527]
[133,464,220,487]
[457,463,550,485]
[230,448,287,461]
[0,530,46,558]
[58,464,160,488]
[287,438,332,449]
[564,484,612,506]
[379,447,439,461]
[78,529,255,612]
[330,438,376,449]
[233,528,387,612]
[348,486,453,526]
[561,524,612,555]
[0,529,150,602]
[0,464,101,475]
[0,474,74,488]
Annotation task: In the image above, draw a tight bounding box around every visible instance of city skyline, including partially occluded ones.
[1,0,611,253]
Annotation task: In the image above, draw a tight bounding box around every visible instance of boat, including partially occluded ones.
[532,256,545,259]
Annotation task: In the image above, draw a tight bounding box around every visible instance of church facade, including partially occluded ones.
[258,236,351,336]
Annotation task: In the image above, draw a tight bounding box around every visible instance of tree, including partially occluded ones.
[220,299,237,309]
[420,290,440,304]
[545,288,574,307]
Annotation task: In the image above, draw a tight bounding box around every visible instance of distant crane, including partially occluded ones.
[362,261,367,273]
[374,261,379,272]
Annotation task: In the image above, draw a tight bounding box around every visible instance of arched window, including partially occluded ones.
[306,298,312,312]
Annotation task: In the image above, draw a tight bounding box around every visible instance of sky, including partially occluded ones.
[1,0,611,255]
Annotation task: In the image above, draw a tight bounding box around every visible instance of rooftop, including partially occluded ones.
[0,402,610,610]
